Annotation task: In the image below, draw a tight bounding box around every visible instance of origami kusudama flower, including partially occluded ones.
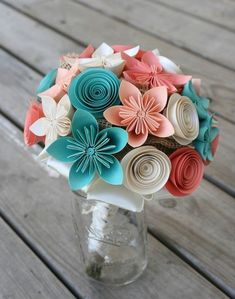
[121,146,171,195]
[104,80,174,147]
[182,80,210,119]
[165,147,204,196]
[24,100,45,146]
[193,114,219,162]
[122,51,191,93]
[30,94,73,146]
[69,68,120,118]
[166,93,199,145]
[38,63,80,102]
[46,110,128,190]
[60,44,95,67]
[77,42,139,76]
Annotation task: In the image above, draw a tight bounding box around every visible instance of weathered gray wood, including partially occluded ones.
[1,1,235,125]
[0,47,234,195]
[74,0,235,70]
[0,218,75,299]
[151,0,235,31]
[0,114,227,299]
[146,182,235,297]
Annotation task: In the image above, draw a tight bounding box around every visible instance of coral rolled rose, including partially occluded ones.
[165,147,204,196]
[24,101,45,146]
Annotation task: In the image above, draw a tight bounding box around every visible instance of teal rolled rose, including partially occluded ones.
[68,68,120,118]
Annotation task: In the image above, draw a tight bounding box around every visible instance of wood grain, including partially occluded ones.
[1,1,235,124]
[0,114,227,299]
[0,218,75,299]
[150,0,235,31]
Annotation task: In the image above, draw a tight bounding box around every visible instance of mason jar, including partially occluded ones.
[71,195,148,286]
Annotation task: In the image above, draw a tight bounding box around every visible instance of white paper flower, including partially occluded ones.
[165,93,199,145]
[121,146,171,195]
[152,48,182,74]
[30,94,73,146]
[78,42,140,76]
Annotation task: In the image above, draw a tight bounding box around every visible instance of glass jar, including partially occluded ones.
[71,195,148,286]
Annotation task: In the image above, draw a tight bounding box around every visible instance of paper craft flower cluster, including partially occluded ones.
[24,42,219,211]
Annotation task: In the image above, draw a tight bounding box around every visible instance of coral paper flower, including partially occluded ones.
[38,64,80,102]
[78,42,139,76]
[182,80,210,119]
[122,51,191,93]
[166,147,204,196]
[30,95,73,146]
[46,109,128,190]
[24,100,45,146]
[104,80,174,147]
[193,114,219,162]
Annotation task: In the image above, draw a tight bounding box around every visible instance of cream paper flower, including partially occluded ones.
[166,93,199,145]
[78,42,139,76]
[30,94,73,146]
[121,146,171,195]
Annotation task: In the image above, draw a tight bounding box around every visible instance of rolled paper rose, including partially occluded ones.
[121,146,171,195]
[68,68,120,118]
[24,100,45,146]
[166,93,199,145]
[165,147,204,196]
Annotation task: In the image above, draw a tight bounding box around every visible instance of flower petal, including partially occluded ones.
[29,117,50,136]
[46,137,83,163]
[79,44,94,58]
[97,127,128,154]
[128,130,148,147]
[99,155,123,185]
[150,114,175,138]
[92,42,114,58]
[72,109,98,142]
[36,69,57,94]
[69,160,95,190]
[158,56,182,74]
[45,128,58,146]
[143,86,168,112]
[142,51,162,69]
[56,94,72,118]
[103,106,124,126]
[41,96,57,119]
[119,80,141,104]
[56,117,71,136]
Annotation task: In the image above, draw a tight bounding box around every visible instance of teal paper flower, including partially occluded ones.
[36,69,57,94]
[68,68,120,118]
[182,80,210,119]
[46,109,128,190]
[193,114,219,161]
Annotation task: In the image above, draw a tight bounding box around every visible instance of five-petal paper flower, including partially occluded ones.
[193,114,219,161]
[46,109,128,190]
[77,42,140,76]
[182,80,210,119]
[122,51,191,94]
[30,94,73,146]
[104,80,174,147]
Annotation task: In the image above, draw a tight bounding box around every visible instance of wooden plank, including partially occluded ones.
[58,0,235,70]
[1,1,235,125]
[0,115,226,299]
[151,0,235,32]
[146,182,235,297]
[0,218,75,299]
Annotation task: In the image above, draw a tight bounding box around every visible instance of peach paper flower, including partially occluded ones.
[104,80,174,147]
[122,51,191,94]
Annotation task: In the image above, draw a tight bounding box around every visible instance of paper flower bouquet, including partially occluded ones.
[24,42,219,212]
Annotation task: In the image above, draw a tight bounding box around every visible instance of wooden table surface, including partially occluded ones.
[0,0,234,298]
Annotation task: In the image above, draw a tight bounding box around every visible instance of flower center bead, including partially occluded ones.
[137,110,146,118]
[86,147,96,156]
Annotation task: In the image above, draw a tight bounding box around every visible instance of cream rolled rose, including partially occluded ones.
[121,146,171,195]
[166,93,199,145]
